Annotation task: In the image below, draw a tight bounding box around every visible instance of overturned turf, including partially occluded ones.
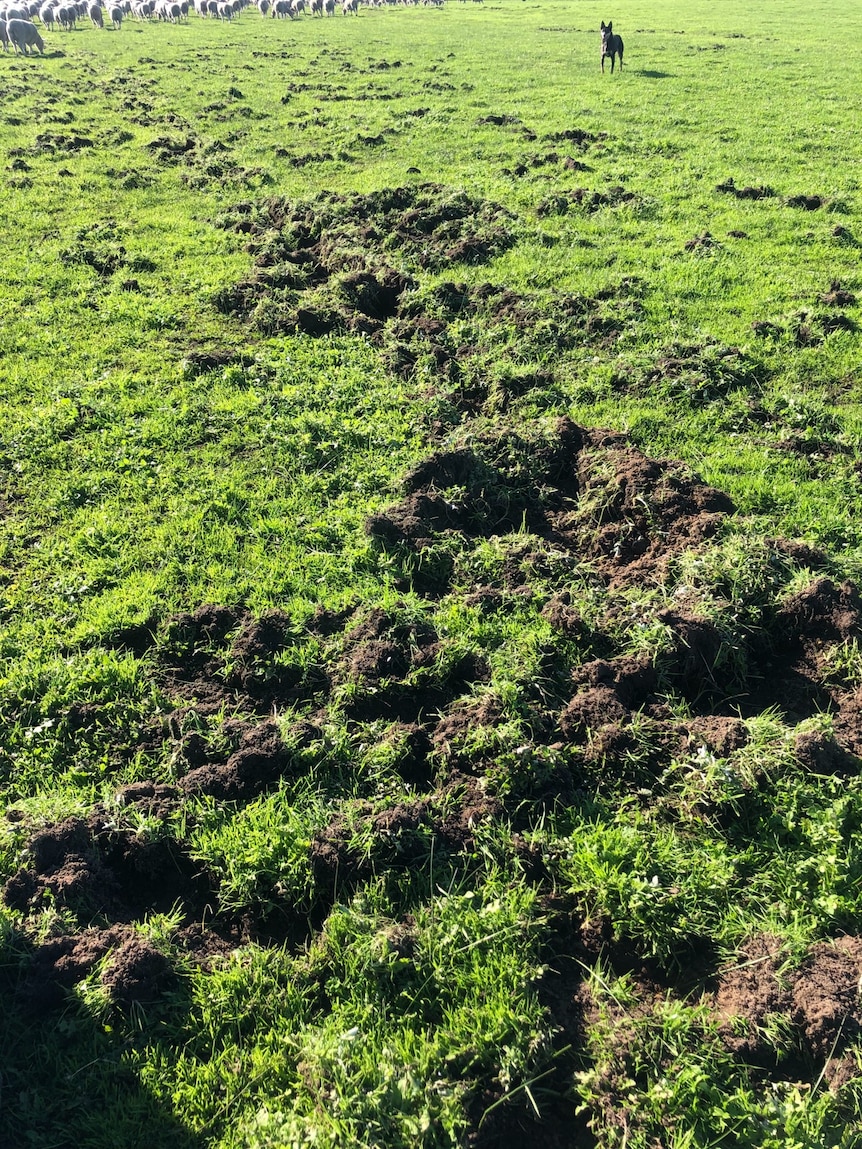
[210,185,647,417]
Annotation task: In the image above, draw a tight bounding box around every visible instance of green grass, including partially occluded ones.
[2,0,862,1145]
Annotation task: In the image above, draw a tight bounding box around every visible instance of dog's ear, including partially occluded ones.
[600,20,606,29]
[607,21,612,31]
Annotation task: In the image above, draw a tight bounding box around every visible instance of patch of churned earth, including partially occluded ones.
[5,180,862,1146]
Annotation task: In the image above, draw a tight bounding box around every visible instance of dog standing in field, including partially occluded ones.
[600,20,623,73]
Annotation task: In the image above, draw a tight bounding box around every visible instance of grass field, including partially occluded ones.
[1,0,862,1145]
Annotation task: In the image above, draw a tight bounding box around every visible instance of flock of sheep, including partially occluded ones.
[0,0,442,48]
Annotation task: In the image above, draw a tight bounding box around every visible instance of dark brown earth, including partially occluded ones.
[685,230,720,251]
[366,418,734,593]
[715,177,775,200]
[714,934,862,1087]
[101,934,178,1007]
[714,934,790,1061]
[536,185,636,216]
[786,193,825,210]
[2,812,214,924]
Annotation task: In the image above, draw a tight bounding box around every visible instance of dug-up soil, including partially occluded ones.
[5,182,862,1143]
[210,182,664,418]
[8,417,862,1045]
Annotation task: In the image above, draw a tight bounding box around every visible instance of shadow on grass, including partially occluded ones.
[0,935,201,1149]
[633,69,675,78]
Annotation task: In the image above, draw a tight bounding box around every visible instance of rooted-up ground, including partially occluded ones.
[1,0,862,1147]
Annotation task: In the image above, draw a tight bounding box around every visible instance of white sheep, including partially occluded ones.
[89,1,103,23]
[108,1,121,22]
[7,17,44,50]
[38,2,53,24]
[0,18,8,47]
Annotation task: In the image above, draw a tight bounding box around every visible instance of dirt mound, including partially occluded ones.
[536,185,636,216]
[542,126,605,149]
[213,190,638,414]
[640,341,767,402]
[335,607,489,721]
[715,177,774,200]
[180,346,253,378]
[101,934,178,1007]
[714,934,790,1060]
[368,419,734,593]
[820,280,856,307]
[775,578,862,648]
[785,193,825,210]
[310,781,500,901]
[159,603,328,713]
[716,935,862,1086]
[3,813,214,925]
[21,926,132,1012]
[59,219,129,278]
[212,184,516,337]
[178,720,290,800]
[22,131,94,155]
[145,133,197,162]
[685,231,720,251]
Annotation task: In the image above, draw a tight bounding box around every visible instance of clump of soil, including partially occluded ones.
[820,280,856,308]
[542,126,605,149]
[536,185,636,217]
[3,813,214,925]
[21,131,94,156]
[309,780,501,901]
[715,177,774,200]
[791,937,862,1084]
[59,219,128,278]
[21,926,132,1012]
[144,133,197,162]
[475,113,521,126]
[334,606,489,721]
[640,341,766,402]
[715,934,862,1087]
[684,231,720,251]
[178,720,290,800]
[158,603,328,713]
[785,193,825,210]
[180,346,254,377]
[714,934,790,1060]
[101,934,177,1007]
[774,577,861,649]
[367,419,734,595]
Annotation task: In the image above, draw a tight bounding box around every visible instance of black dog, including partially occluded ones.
[600,20,624,73]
